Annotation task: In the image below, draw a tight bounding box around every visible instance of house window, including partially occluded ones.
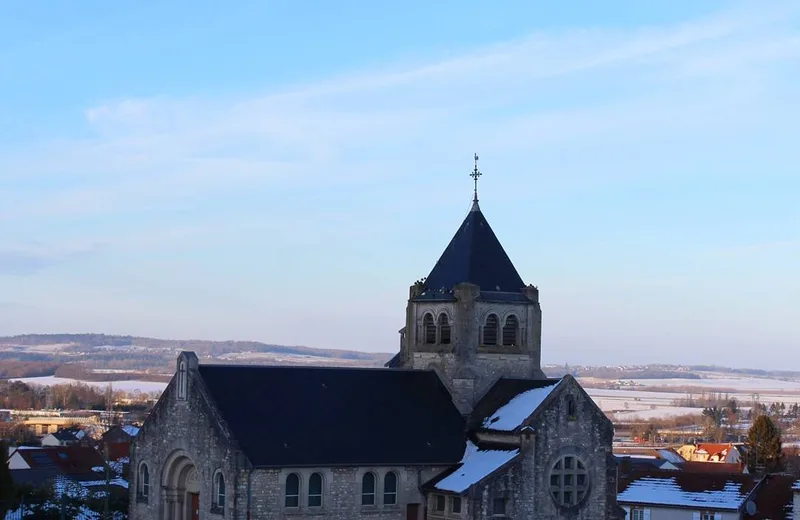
[214,471,226,509]
[285,473,300,508]
[434,495,446,512]
[383,471,397,505]
[483,314,499,345]
[308,472,323,507]
[567,396,577,420]
[438,313,451,345]
[362,472,376,505]
[549,455,589,507]
[423,313,436,344]
[631,508,649,520]
[137,463,150,499]
[492,497,506,516]
[502,315,518,346]
[700,513,715,520]
[451,496,462,514]
[177,360,187,400]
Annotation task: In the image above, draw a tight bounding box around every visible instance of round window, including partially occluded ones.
[549,455,589,507]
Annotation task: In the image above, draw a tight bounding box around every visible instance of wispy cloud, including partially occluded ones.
[0,243,104,276]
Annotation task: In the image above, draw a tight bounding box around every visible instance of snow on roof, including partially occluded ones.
[121,425,139,437]
[657,449,686,464]
[793,480,800,491]
[618,476,750,510]
[482,380,561,430]
[434,441,519,494]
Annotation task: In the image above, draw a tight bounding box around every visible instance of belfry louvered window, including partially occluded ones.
[423,313,436,344]
[438,314,451,344]
[502,315,519,346]
[483,314,499,345]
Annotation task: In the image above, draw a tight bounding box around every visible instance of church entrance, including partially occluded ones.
[161,450,200,520]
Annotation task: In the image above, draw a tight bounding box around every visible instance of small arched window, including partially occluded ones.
[423,313,436,344]
[308,472,323,507]
[285,473,300,508]
[502,315,519,346]
[361,472,376,505]
[384,471,398,505]
[177,360,187,400]
[138,463,150,499]
[438,314,451,345]
[483,314,499,346]
[214,471,226,508]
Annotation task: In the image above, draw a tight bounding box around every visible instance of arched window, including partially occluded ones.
[214,471,226,508]
[483,314,499,346]
[502,315,519,346]
[177,360,187,400]
[423,313,436,344]
[383,471,398,505]
[438,314,451,345]
[308,472,323,507]
[285,473,300,508]
[361,472,376,505]
[137,463,150,499]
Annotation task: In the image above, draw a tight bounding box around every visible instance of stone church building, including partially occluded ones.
[130,183,624,519]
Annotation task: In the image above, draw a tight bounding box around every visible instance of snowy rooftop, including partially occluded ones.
[121,425,140,436]
[433,441,519,494]
[482,379,561,430]
[656,449,686,464]
[793,480,800,491]
[618,475,754,510]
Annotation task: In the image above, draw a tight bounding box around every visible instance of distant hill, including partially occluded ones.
[0,333,393,380]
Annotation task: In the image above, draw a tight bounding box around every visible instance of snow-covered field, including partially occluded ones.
[10,376,167,393]
[629,374,800,392]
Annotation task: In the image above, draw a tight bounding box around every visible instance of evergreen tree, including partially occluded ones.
[0,440,15,517]
[745,415,784,473]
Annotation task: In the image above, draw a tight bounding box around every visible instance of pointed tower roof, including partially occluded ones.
[422,202,525,294]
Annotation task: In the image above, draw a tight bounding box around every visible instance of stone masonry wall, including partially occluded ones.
[129,361,244,520]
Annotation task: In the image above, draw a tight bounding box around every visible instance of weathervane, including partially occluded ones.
[470,153,482,204]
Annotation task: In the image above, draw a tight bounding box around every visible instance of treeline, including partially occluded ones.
[0,360,59,379]
[0,379,157,411]
[54,364,171,383]
[546,364,701,380]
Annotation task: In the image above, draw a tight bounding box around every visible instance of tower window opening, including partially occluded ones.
[484,314,499,346]
[502,315,519,346]
[423,313,436,344]
[438,313,451,345]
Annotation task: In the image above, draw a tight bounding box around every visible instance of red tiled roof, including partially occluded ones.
[18,446,105,475]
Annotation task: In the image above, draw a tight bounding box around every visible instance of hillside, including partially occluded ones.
[0,333,393,381]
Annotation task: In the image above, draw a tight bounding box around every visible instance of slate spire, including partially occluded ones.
[423,158,525,293]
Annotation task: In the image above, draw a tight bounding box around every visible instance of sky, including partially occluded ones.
[1,1,798,370]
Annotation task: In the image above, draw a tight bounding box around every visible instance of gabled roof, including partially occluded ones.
[469,378,562,431]
[198,364,466,467]
[48,429,80,442]
[617,469,757,510]
[15,446,106,476]
[421,203,525,294]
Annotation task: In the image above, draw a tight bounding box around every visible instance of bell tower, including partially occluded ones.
[387,156,545,414]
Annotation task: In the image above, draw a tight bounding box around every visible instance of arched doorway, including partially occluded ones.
[161,451,200,520]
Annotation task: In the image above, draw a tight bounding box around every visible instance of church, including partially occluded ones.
[129,161,624,520]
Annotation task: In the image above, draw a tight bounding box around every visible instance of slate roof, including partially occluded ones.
[421,203,526,294]
[423,440,519,494]
[198,364,466,467]
[469,378,562,431]
[617,469,757,510]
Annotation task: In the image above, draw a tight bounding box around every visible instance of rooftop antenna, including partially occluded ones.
[470,153,482,210]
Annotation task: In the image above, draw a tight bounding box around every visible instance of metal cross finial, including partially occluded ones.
[470,153,482,203]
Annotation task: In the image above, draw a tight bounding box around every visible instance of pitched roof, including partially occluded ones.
[424,440,519,494]
[469,378,562,431]
[16,446,106,475]
[421,204,525,294]
[617,469,757,510]
[198,364,466,467]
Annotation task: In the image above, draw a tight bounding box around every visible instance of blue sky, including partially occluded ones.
[1,1,798,369]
